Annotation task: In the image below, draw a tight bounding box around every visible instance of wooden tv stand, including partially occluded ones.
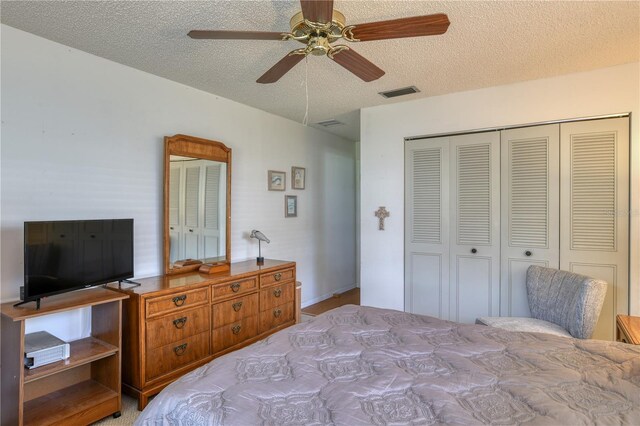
[1,288,128,426]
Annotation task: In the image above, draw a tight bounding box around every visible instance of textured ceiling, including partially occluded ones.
[2,1,639,141]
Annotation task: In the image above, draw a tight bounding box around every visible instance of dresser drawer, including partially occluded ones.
[212,315,258,353]
[145,287,209,318]
[212,277,257,300]
[259,302,294,334]
[260,281,294,311]
[260,268,295,288]
[145,331,210,381]
[212,293,258,328]
[146,305,210,350]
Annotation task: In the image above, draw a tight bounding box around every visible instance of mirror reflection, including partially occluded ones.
[168,155,227,266]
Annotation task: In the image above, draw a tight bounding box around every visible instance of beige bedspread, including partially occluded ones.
[137,305,640,425]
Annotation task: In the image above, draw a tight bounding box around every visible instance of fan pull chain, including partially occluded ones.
[302,56,309,126]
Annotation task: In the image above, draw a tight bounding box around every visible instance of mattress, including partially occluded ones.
[136,305,640,425]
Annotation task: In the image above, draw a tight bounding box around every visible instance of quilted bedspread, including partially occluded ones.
[137,305,640,425]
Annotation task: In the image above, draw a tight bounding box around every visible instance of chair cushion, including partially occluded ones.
[526,265,607,339]
[476,317,572,338]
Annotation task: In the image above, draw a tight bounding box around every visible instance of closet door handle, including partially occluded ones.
[232,301,243,312]
[471,248,477,254]
[525,250,532,257]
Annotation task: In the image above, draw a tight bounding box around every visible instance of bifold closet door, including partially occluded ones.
[405,132,500,322]
[449,132,500,323]
[183,162,202,259]
[500,124,560,317]
[202,163,222,259]
[560,117,629,341]
[404,137,450,318]
[168,162,183,261]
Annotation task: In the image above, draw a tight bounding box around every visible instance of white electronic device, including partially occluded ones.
[24,331,70,369]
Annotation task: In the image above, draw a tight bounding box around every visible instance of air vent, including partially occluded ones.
[379,86,420,99]
[316,119,344,127]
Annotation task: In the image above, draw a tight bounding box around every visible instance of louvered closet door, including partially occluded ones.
[500,125,560,317]
[202,163,221,259]
[168,162,183,262]
[404,137,450,318]
[560,117,629,341]
[183,162,201,259]
[450,132,500,323]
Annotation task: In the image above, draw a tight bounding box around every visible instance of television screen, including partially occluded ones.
[24,219,133,302]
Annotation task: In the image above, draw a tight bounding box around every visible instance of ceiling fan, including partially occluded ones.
[188,0,450,84]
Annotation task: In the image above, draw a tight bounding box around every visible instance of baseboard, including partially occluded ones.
[301,284,357,309]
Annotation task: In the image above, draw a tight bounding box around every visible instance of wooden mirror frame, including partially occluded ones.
[163,134,232,275]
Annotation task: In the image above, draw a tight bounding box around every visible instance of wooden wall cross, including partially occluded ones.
[375,206,390,230]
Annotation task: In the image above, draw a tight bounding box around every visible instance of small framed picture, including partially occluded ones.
[268,170,286,191]
[291,166,306,190]
[285,195,297,217]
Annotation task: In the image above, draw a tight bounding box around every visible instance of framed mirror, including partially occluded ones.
[164,134,231,275]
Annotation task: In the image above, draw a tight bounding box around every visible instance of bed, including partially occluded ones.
[136,305,640,425]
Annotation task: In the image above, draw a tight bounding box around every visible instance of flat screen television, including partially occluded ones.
[22,219,134,307]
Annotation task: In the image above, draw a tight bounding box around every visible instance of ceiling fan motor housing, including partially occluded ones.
[289,10,345,38]
[288,9,347,56]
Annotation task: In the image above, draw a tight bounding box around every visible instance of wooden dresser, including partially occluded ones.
[108,259,296,410]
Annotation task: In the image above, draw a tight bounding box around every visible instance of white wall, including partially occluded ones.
[360,62,640,315]
[1,25,357,332]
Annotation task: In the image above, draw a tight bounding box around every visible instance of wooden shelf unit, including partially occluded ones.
[1,287,128,426]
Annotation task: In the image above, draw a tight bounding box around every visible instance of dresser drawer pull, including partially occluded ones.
[274,309,282,318]
[273,289,282,298]
[274,273,282,281]
[231,324,242,335]
[230,283,241,293]
[172,295,187,306]
[174,343,188,356]
[173,317,188,329]
[232,301,243,312]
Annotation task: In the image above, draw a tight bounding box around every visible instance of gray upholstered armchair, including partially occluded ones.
[476,265,607,339]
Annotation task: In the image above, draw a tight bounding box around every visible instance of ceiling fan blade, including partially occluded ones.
[347,13,450,42]
[330,48,384,82]
[300,0,334,23]
[188,30,285,40]
[257,53,305,84]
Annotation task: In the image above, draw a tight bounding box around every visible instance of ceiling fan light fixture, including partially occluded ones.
[379,86,420,99]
